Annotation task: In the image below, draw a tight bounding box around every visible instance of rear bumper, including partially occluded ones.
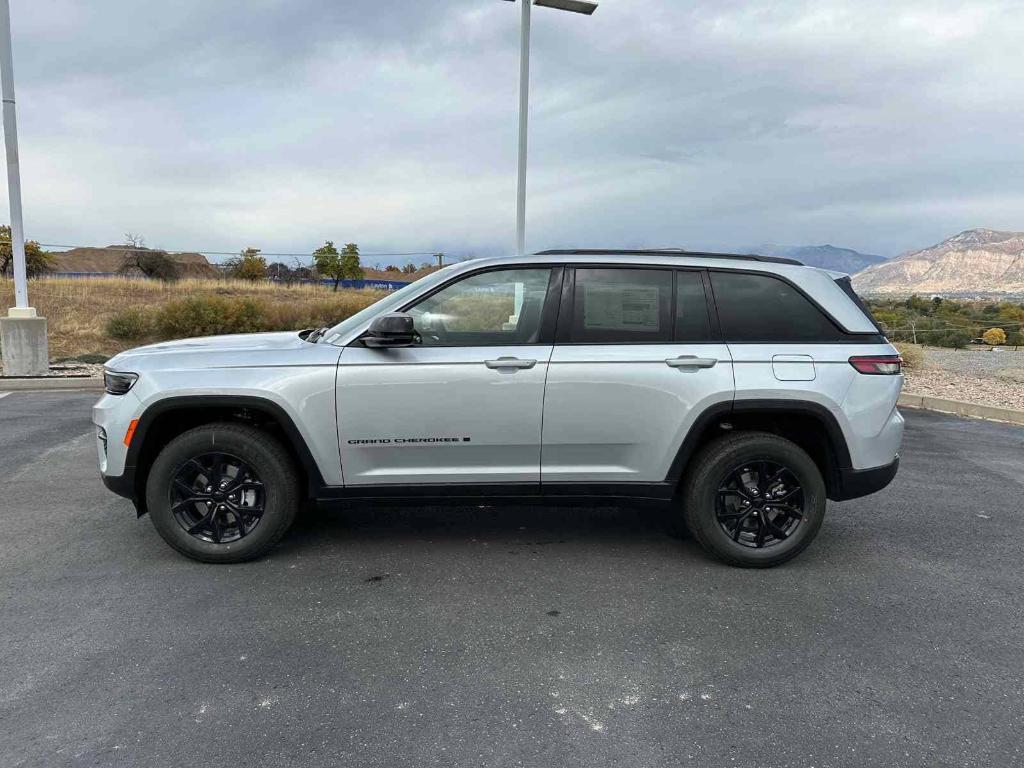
[832,456,899,501]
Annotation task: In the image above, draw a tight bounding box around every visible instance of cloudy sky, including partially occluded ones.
[5,0,1024,264]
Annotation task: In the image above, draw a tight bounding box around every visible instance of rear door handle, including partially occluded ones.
[485,357,537,370]
[666,356,718,369]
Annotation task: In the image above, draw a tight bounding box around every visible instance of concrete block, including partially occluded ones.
[0,316,49,377]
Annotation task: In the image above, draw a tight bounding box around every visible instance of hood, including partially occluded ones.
[106,331,315,371]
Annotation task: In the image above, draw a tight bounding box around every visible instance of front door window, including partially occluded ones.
[408,268,555,346]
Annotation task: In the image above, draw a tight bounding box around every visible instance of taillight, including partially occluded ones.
[849,355,902,375]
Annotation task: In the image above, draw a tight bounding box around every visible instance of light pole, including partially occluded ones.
[504,0,597,256]
[0,0,48,376]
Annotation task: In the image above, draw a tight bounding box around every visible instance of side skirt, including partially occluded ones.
[314,482,677,508]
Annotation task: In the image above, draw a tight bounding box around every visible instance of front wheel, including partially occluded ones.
[682,432,826,568]
[146,422,300,563]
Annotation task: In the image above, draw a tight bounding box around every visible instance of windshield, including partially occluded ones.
[320,265,460,345]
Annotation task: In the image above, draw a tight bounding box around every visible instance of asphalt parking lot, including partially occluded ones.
[1,392,1022,768]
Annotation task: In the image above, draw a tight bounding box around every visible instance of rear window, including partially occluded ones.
[711,271,845,342]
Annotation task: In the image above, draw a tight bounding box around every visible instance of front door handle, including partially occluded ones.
[485,357,537,370]
[666,355,718,369]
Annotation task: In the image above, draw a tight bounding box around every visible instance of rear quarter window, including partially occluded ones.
[711,271,846,342]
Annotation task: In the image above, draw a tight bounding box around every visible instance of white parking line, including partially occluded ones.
[0,392,10,400]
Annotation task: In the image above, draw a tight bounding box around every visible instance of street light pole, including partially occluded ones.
[506,0,597,257]
[0,0,47,376]
[515,0,531,257]
[0,0,28,311]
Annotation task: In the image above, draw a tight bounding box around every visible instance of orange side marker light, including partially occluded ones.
[123,419,139,447]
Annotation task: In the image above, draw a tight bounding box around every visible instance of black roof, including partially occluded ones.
[533,248,803,266]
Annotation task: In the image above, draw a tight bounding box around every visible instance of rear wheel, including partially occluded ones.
[682,431,826,567]
[146,423,300,563]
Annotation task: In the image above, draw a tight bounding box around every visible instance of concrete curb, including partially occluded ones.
[899,392,1024,426]
[0,376,104,392]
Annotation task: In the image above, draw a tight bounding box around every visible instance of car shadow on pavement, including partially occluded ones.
[279,502,699,552]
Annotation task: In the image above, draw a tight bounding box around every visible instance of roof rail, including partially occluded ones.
[533,248,803,266]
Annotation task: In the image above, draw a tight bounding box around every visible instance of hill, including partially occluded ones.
[752,244,887,273]
[852,229,1024,297]
[52,246,217,278]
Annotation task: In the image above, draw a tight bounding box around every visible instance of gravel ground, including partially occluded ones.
[904,347,1024,411]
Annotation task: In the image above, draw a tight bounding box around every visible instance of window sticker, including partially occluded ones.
[583,284,660,331]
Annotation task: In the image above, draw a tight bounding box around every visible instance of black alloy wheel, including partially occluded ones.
[170,452,266,544]
[715,460,805,548]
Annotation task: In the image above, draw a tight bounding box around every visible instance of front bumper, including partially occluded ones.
[101,471,142,510]
[94,391,145,514]
[832,456,900,501]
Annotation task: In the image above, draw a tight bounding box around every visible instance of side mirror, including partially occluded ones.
[362,312,416,348]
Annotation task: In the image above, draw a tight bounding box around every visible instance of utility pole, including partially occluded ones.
[0,0,48,376]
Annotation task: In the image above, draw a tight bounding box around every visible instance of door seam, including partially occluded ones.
[538,345,555,485]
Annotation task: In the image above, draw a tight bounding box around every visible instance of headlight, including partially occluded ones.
[104,370,138,395]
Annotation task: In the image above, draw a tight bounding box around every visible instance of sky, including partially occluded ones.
[4,0,1024,265]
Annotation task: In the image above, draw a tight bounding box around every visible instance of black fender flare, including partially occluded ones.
[663,398,853,486]
[118,395,327,514]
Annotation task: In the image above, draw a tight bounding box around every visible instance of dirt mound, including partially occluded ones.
[52,246,217,277]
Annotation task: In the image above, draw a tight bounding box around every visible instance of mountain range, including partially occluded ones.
[752,244,887,274]
[852,229,1024,297]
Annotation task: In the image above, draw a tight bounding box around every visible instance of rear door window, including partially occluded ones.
[711,271,842,342]
[674,270,713,342]
[568,268,673,343]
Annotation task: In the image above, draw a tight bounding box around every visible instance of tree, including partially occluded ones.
[0,225,55,278]
[982,327,1007,346]
[384,264,399,273]
[312,240,343,290]
[118,237,181,282]
[341,243,363,281]
[291,256,313,283]
[225,248,267,281]
[267,261,294,284]
[401,262,418,275]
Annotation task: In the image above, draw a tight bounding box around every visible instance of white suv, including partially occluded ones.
[94,249,904,567]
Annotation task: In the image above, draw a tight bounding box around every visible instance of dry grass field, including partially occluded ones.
[0,277,389,359]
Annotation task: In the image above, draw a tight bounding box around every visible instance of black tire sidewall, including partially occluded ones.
[684,434,826,567]
[146,425,299,563]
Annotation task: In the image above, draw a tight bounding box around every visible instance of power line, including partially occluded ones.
[37,243,440,259]
[0,238,443,259]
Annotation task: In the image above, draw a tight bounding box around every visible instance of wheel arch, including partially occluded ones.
[125,395,326,515]
[666,399,852,500]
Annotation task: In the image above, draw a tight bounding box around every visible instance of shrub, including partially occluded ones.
[893,342,924,370]
[105,308,151,341]
[982,327,1007,346]
[153,296,268,339]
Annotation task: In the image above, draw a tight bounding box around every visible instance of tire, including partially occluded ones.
[145,422,300,563]
[681,431,826,568]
